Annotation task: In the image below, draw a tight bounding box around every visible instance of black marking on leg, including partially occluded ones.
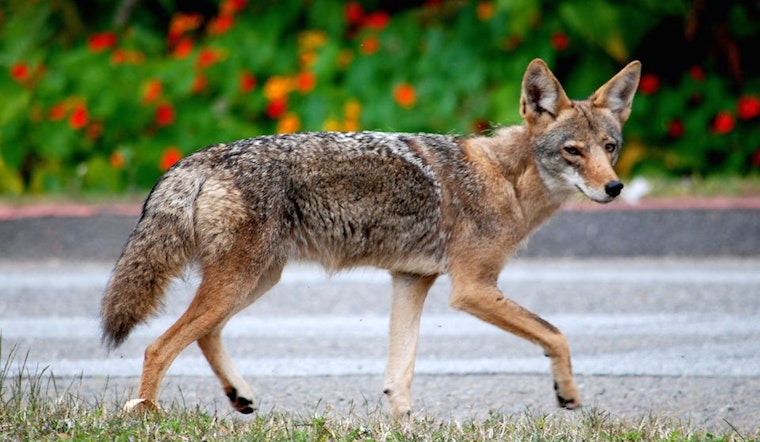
[226,388,238,402]
[554,382,578,409]
[236,396,255,414]
[383,388,391,395]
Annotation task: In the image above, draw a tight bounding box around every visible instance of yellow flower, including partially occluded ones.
[323,119,342,132]
[277,113,301,134]
[344,99,361,120]
[298,30,327,51]
[337,49,354,69]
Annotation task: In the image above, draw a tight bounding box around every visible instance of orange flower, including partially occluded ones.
[344,99,361,120]
[263,76,293,101]
[296,71,316,93]
[10,62,30,83]
[88,32,118,52]
[276,113,301,134]
[208,15,234,35]
[111,49,145,65]
[159,147,183,171]
[221,0,247,16]
[360,36,380,55]
[142,79,163,104]
[110,151,125,169]
[393,83,416,108]
[169,13,203,41]
[476,1,494,21]
[239,71,256,93]
[69,104,89,130]
[155,103,176,127]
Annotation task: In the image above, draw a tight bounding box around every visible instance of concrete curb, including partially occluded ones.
[0,198,758,261]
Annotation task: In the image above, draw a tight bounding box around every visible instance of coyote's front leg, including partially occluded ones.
[448,270,580,409]
[383,272,437,417]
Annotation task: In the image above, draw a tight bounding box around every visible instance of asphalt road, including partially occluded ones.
[2,258,759,433]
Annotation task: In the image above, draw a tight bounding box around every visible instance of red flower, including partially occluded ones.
[266,98,287,119]
[239,71,256,93]
[737,95,760,120]
[142,79,162,104]
[191,75,208,94]
[363,11,389,30]
[667,119,684,138]
[48,103,67,121]
[69,104,89,130]
[173,38,194,59]
[345,2,364,25]
[393,83,416,108]
[208,15,234,35]
[712,111,735,134]
[689,65,705,82]
[551,32,569,51]
[86,121,104,141]
[752,150,760,169]
[296,71,316,93]
[155,103,176,127]
[639,73,659,95]
[88,32,118,52]
[10,62,30,83]
[159,147,183,171]
[197,48,221,69]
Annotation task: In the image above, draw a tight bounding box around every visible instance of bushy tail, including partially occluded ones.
[101,170,203,349]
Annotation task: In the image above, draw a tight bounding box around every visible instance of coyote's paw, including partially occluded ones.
[225,388,256,414]
[553,381,581,410]
[123,398,161,414]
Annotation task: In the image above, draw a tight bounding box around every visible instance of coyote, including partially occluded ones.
[102,58,641,417]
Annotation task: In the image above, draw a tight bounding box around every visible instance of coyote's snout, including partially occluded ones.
[102,58,641,417]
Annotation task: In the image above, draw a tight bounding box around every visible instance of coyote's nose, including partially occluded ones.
[605,180,624,198]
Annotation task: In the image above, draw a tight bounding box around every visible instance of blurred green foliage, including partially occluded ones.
[0,0,758,194]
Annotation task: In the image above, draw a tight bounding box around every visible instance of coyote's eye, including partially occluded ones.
[563,146,581,156]
[604,142,617,153]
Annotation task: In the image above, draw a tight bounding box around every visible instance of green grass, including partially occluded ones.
[1,342,756,441]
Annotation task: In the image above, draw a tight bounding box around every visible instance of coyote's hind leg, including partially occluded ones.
[197,259,286,414]
[132,255,264,412]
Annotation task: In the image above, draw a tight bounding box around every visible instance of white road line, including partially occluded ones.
[3,313,760,339]
[2,260,759,292]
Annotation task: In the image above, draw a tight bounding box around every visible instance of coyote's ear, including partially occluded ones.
[520,59,572,123]
[591,61,641,123]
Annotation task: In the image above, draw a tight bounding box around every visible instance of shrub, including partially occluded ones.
[0,0,758,194]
